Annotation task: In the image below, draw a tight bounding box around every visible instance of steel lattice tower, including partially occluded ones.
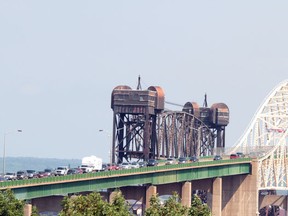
[111,85,165,163]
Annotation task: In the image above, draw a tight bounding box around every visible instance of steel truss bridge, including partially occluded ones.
[1,80,287,202]
[111,79,288,193]
[111,85,228,163]
[228,79,288,191]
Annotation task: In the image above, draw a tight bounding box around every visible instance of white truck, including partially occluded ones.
[54,166,69,176]
[80,155,102,173]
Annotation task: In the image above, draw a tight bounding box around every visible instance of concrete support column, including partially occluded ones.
[24,204,32,216]
[146,185,157,209]
[181,181,192,207]
[212,177,222,216]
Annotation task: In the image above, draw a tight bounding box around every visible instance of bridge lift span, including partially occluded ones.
[110,78,229,163]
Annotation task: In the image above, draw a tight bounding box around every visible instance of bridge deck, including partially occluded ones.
[0,158,251,200]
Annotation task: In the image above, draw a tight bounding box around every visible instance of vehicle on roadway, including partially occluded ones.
[213,155,222,161]
[107,163,120,171]
[27,170,38,179]
[189,156,199,162]
[16,170,29,180]
[36,171,49,178]
[54,166,69,176]
[43,168,55,176]
[67,168,83,175]
[230,154,240,159]
[100,164,108,171]
[0,176,6,182]
[178,157,188,164]
[236,152,245,158]
[138,161,147,168]
[130,162,140,169]
[165,157,176,165]
[119,162,131,170]
[147,159,159,166]
[4,172,17,181]
[80,155,102,173]
[74,167,83,174]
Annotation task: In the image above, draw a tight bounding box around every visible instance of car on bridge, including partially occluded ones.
[67,168,83,175]
[107,163,120,171]
[236,152,245,158]
[27,170,38,179]
[44,168,55,176]
[178,157,188,164]
[55,166,69,176]
[138,161,147,168]
[213,155,222,161]
[189,156,199,162]
[130,162,140,169]
[4,172,17,181]
[36,171,49,178]
[147,159,159,166]
[230,154,240,159]
[16,170,29,180]
[119,162,131,170]
[165,157,176,165]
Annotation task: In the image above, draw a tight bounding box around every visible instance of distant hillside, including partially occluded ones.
[2,157,82,173]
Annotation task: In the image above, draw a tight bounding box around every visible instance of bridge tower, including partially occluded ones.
[111,81,165,163]
[181,96,230,156]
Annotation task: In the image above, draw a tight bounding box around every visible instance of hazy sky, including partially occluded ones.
[0,1,287,162]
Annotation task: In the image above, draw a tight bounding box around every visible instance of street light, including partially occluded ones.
[99,129,112,164]
[3,129,22,175]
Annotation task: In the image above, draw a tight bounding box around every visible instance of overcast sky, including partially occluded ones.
[0,1,287,162]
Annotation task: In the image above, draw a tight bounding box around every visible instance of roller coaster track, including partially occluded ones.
[228,80,288,190]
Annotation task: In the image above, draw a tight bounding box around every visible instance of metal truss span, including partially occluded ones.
[113,110,221,163]
[157,111,216,158]
[229,80,288,190]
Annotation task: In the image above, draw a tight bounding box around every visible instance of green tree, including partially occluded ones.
[59,192,107,216]
[145,192,211,216]
[31,205,40,216]
[145,192,188,216]
[163,192,189,216]
[188,194,211,216]
[104,190,132,216]
[0,189,24,216]
[144,194,163,216]
[59,190,132,216]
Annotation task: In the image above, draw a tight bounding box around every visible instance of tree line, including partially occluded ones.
[0,189,211,216]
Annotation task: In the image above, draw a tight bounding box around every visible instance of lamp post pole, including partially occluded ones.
[3,129,22,175]
[99,129,112,164]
